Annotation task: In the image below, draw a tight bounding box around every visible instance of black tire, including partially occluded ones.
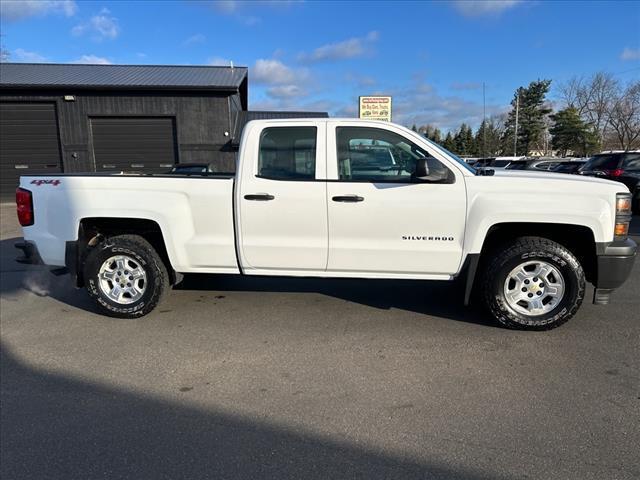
[84,234,169,318]
[480,236,585,330]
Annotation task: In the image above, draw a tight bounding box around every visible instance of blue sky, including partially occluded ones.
[1,0,639,131]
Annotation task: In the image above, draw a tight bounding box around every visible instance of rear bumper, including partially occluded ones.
[15,241,44,265]
[15,240,69,276]
[593,238,637,304]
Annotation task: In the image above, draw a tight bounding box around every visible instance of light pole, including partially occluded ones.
[514,91,519,157]
[483,82,486,158]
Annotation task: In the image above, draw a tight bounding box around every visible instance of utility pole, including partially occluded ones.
[482,82,487,158]
[513,91,519,157]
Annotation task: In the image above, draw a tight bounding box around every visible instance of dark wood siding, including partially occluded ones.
[91,117,177,172]
[0,102,62,200]
[0,90,239,178]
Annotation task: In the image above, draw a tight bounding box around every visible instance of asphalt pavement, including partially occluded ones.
[1,202,638,480]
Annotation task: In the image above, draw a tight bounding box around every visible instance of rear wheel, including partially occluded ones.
[480,237,585,330]
[84,234,169,318]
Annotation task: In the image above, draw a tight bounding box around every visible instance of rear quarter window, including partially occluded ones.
[622,154,640,171]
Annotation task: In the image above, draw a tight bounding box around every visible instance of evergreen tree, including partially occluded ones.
[411,124,418,132]
[475,118,503,156]
[432,127,442,144]
[549,107,599,157]
[502,79,552,155]
[454,124,475,156]
[442,132,456,152]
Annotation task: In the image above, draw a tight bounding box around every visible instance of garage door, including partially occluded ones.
[0,103,62,201]
[91,117,177,173]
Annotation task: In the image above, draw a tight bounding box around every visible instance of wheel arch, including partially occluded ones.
[73,217,176,287]
[463,222,597,305]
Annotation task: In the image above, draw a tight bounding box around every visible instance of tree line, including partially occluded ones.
[411,72,640,157]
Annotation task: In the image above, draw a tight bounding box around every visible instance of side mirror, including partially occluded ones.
[413,158,450,182]
[414,158,430,179]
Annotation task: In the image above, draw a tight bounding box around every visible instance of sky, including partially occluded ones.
[1,0,639,132]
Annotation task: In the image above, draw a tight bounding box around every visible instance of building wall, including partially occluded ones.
[0,90,238,173]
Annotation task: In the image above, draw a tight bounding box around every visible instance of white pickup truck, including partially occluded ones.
[15,119,637,330]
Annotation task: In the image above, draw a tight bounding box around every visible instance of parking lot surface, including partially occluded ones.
[1,203,638,480]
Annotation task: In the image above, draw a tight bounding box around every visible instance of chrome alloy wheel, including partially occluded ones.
[503,260,565,316]
[97,255,147,305]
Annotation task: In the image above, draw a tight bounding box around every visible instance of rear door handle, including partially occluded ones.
[244,193,275,201]
[332,195,364,203]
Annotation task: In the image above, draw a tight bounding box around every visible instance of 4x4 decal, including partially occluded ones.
[30,179,61,186]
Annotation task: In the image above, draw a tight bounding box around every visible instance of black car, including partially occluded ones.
[579,152,640,213]
[505,158,565,171]
[472,157,513,169]
[551,161,586,174]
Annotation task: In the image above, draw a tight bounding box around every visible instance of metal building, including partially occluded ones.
[0,62,248,200]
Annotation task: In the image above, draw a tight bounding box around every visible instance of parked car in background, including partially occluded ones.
[552,161,587,174]
[472,157,522,169]
[168,163,215,174]
[578,151,640,213]
[505,158,567,171]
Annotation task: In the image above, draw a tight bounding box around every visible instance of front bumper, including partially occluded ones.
[593,238,637,304]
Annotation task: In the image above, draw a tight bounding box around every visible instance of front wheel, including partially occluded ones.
[480,237,585,330]
[84,234,169,318]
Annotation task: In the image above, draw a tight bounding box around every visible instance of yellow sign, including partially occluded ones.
[359,96,392,121]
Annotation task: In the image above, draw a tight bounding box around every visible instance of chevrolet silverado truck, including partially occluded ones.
[15,119,637,330]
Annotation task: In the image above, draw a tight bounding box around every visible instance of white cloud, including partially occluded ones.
[212,0,238,14]
[251,58,308,85]
[389,77,505,131]
[71,54,112,65]
[620,47,640,61]
[72,8,119,40]
[208,56,232,66]
[183,34,206,46]
[266,85,308,99]
[12,48,48,62]
[298,31,379,63]
[209,0,261,26]
[451,0,522,17]
[0,0,76,21]
[451,82,483,90]
[345,73,376,88]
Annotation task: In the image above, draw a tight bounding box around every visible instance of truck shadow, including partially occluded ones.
[0,342,504,480]
[0,236,494,328]
[176,273,496,327]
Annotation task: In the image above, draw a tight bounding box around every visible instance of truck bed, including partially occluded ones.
[20,174,239,273]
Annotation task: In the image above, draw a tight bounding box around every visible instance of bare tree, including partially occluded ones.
[557,72,619,147]
[607,81,640,151]
[558,76,585,112]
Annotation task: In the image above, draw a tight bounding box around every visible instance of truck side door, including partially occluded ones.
[236,122,328,273]
[326,122,466,276]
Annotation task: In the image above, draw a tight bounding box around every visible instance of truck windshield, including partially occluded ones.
[423,138,477,174]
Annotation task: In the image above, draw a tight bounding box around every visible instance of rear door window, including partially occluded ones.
[258,127,317,180]
[582,155,622,171]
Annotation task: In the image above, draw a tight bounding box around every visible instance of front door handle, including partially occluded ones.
[244,193,275,201]
[332,195,364,203]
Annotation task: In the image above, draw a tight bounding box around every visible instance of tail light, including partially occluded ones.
[16,188,34,226]
[605,168,625,177]
[614,192,632,240]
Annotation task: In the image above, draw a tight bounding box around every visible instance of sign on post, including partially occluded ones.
[358,96,392,121]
